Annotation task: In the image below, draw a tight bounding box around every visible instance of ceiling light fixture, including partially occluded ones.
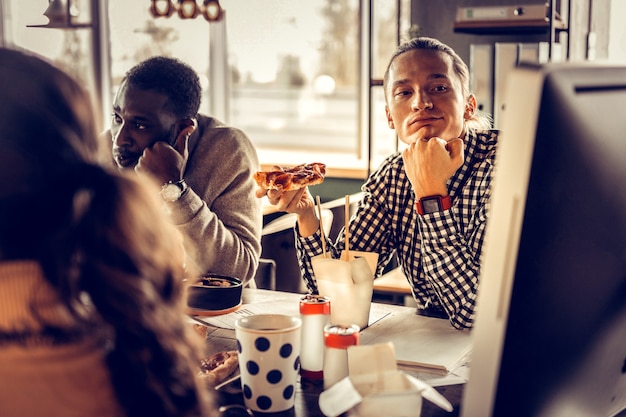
[178,0,199,19]
[150,0,176,18]
[202,0,223,22]
[148,0,223,22]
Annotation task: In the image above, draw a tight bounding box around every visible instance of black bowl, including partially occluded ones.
[187,274,243,313]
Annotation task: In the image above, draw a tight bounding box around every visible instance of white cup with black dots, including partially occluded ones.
[235,314,302,413]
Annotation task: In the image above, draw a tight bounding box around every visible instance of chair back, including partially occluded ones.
[260,209,333,293]
[251,258,277,290]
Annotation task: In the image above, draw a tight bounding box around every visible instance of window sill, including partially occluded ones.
[258,148,368,179]
[260,163,367,179]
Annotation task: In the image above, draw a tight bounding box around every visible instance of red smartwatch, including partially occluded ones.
[416,195,452,215]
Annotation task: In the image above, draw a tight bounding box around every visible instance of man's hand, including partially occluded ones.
[402,136,464,199]
[256,186,320,237]
[256,187,314,215]
[135,120,196,184]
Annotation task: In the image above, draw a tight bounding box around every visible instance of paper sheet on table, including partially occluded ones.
[193,297,393,330]
[414,362,471,387]
[360,311,474,376]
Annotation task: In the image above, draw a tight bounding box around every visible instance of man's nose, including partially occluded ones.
[411,90,433,110]
[112,123,133,147]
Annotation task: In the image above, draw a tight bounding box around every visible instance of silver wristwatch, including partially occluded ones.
[160,179,188,202]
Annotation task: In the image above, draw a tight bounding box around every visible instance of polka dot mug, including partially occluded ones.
[235,314,302,413]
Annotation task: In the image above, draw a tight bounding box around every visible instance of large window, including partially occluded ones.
[2,0,409,176]
[0,0,101,123]
[225,0,363,170]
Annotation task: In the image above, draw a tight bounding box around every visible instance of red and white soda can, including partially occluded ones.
[323,323,360,389]
[299,294,331,380]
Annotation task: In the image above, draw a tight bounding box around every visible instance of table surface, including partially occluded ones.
[197,288,464,417]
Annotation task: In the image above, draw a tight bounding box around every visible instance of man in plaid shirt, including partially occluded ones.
[258,37,497,330]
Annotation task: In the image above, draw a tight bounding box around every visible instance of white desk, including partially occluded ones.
[193,288,465,417]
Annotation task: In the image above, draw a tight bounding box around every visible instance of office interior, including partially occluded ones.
[1,0,624,201]
[0,0,626,197]
[2,3,626,416]
[2,0,624,275]
[1,0,624,291]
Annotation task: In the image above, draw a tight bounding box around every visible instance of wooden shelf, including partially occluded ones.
[27,23,93,29]
[454,18,566,35]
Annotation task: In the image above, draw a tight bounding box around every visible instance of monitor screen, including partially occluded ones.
[462,63,626,417]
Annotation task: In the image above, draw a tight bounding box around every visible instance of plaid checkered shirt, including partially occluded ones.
[296,128,499,329]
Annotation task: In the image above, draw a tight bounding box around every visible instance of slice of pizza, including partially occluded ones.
[191,323,209,339]
[198,350,239,386]
[254,162,326,191]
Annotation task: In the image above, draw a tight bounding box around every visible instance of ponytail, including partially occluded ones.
[466,108,493,131]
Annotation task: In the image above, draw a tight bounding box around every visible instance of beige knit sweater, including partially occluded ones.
[106,114,263,284]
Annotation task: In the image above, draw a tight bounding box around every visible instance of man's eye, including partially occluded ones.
[395,90,411,97]
[432,85,448,92]
[111,113,121,124]
[134,122,146,130]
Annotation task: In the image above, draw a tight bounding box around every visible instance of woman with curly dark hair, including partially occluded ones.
[0,47,217,417]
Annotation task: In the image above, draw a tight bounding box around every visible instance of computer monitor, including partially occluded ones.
[462,63,626,417]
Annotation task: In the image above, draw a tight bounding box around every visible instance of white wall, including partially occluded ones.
[609,0,626,62]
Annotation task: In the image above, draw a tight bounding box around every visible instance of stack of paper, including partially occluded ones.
[359,312,473,376]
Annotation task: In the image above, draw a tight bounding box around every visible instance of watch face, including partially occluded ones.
[422,197,441,214]
[161,183,183,202]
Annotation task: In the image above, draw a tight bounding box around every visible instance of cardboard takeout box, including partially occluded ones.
[318,343,453,417]
[312,253,378,330]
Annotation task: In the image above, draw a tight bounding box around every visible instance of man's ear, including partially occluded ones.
[385,105,394,129]
[464,95,477,120]
[178,117,197,135]
[173,117,197,155]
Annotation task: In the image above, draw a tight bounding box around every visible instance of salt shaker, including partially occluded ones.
[299,294,331,380]
[322,323,360,389]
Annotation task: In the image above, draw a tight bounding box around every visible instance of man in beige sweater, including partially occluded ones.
[105,56,262,284]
